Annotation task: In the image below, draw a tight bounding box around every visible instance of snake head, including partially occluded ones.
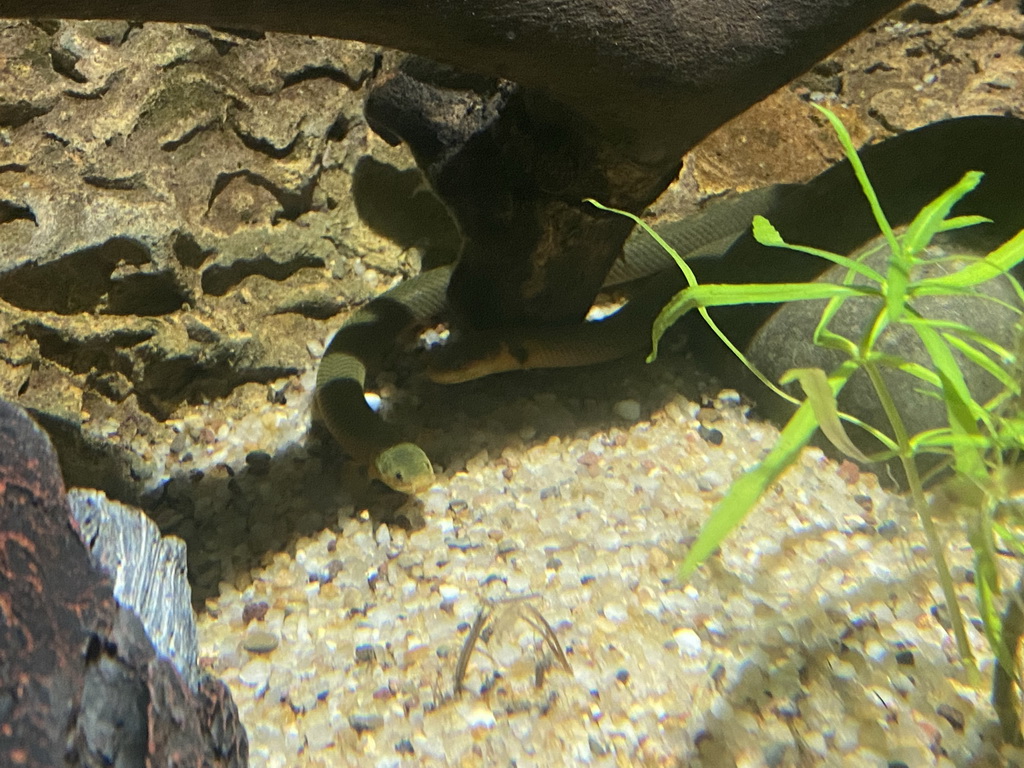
[374,442,435,494]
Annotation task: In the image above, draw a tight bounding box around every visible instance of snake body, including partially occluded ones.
[316,116,1024,495]
[316,184,791,493]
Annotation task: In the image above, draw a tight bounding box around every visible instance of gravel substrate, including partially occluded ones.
[185,338,1023,767]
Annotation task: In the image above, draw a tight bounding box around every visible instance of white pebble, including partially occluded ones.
[507,572,531,594]
[831,659,857,680]
[716,388,742,406]
[673,628,702,657]
[305,714,336,751]
[602,602,629,623]
[238,658,271,687]
[464,703,496,729]
[696,470,725,491]
[593,529,623,551]
[439,583,460,601]
[613,399,642,421]
[423,489,449,515]
[865,640,887,663]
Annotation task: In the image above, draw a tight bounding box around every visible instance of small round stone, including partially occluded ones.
[238,658,271,688]
[612,399,642,421]
[349,713,384,733]
[242,629,280,654]
[602,602,628,623]
[673,628,702,657]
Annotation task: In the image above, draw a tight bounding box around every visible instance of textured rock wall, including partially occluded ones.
[0,22,458,495]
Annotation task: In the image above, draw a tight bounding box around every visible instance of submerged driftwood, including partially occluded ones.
[0,1,905,325]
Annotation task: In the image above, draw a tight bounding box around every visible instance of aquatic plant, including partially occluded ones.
[592,105,1024,737]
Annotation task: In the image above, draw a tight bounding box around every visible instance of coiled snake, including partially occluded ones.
[315,185,790,492]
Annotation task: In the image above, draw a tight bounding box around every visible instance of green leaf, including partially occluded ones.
[902,171,985,256]
[779,367,872,461]
[813,297,860,357]
[678,401,819,580]
[585,198,695,277]
[914,229,1024,290]
[812,105,914,321]
[812,104,901,260]
[937,214,993,233]
[752,218,886,283]
[902,318,1000,422]
[995,419,1024,448]
[870,354,943,388]
[752,215,783,246]
[911,321,988,481]
[942,334,1020,395]
[907,428,957,451]
[886,255,911,323]
[648,282,874,361]
[969,521,1015,673]
[813,251,881,355]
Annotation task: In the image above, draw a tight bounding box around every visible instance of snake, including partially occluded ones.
[315,184,792,493]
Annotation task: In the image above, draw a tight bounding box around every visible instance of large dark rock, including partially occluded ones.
[0,398,248,767]
[744,228,1022,482]
[0,1,907,329]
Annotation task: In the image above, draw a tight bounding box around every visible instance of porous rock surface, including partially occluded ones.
[0,21,458,498]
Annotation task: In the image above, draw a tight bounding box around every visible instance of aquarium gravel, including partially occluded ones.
[179,344,1020,767]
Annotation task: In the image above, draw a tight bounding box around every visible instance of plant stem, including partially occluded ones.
[864,360,978,674]
[993,572,1024,745]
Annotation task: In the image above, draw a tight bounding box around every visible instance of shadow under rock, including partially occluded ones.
[395,305,713,456]
[22,290,710,611]
[138,432,426,607]
[351,155,462,270]
[141,315,711,607]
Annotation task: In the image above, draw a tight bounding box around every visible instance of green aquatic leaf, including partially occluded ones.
[779,367,872,462]
[752,215,783,246]
[914,229,1024,291]
[812,104,900,261]
[942,334,1019,395]
[679,401,819,581]
[902,171,985,256]
[648,282,872,361]
[753,215,886,283]
[936,214,992,233]
[911,321,988,481]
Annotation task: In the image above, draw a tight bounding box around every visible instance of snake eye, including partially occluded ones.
[394,471,404,481]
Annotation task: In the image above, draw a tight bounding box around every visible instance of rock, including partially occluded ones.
[0,398,248,767]
[68,487,198,687]
[348,712,385,733]
[243,629,280,654]
[744,227,1022,483]
[612,398,642,421]
[0,21,411,500]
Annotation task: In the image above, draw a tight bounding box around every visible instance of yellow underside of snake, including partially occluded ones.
[315,185,789,493]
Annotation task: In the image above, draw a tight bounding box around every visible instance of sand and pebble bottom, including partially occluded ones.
[178,354,1024,768]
